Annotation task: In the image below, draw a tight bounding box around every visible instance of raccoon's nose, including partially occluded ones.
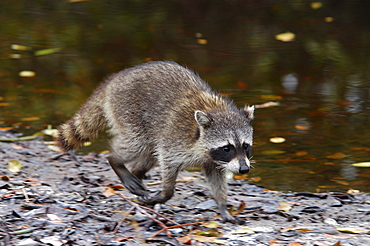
[238,159,250,174]
[239,165,249,174]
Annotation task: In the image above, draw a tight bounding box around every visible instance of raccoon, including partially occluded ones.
[58,61,254,222]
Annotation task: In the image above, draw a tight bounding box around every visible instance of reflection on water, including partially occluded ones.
[0,1,369,192]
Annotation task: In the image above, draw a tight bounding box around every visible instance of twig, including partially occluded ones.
[141,205,179,225]
[113,206,135,234]
[150,221,201,238]
[116,192,204,239]
[117,192,172,237]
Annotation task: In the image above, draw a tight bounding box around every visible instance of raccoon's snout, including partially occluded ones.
[238,158,250,174]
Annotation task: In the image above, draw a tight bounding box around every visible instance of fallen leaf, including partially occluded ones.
[234,173,248,180]
[197,39,207,45]
[19,71,36,78]
[295,125,310,130]
[24,178,40,182]
[34,48,61,56]
[48,145,63,152]
[0,103,10,107]
[47,214,62,222]
[336,227,370,234]
[1,176,10,181]
[255,101,280,108]
[195,228,222,237]
[270,137,286,144]
[278,201,292,212]
[20,116,40,122]
[231,200,246,216]
[250,176,261,182]
[177,235,191,244]
[11,144,24,150]
[42,125,59,136]
[288,242,307,246]
[311,2,323,9]
[231,227,255,234]
[262,150,286,155]
[0,127,13,131]
[326,152,347,159]
[11,44,31,51]
[350,147,370,151]
[295,151,308,156]
[8,160,22,173]
[260,95,283,100]
[331,179,349,186]
[351,162,370,167]
[201,221,221,229]
[275,32,295,42]
[347,189,360,193]
[280,226,312,233]
[103,187,116,197]
[236,81,248,90]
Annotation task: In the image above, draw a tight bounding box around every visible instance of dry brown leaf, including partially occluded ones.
[326,152,347,159]
[280,226,312,233]
[103,187,117,198]
[295,151,308,156]
[295,125,310,130]
[336,227,370,234]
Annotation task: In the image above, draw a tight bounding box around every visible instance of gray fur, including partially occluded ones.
[58,61,254,222]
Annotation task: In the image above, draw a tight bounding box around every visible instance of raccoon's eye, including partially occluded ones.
[223,146,231,152]
[243,143,252,156]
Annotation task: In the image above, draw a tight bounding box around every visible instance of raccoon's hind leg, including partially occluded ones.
[108,154,149,199]
[130,156,156,180]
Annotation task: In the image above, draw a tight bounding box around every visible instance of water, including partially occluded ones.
[1,1,369,192]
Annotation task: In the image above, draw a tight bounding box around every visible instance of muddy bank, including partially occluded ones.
[1,133,370,246]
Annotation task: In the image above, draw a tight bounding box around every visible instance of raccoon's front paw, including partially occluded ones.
[146,191,173,205]
[220,210,237,223]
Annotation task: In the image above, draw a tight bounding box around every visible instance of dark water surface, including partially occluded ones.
[1,1,369,192]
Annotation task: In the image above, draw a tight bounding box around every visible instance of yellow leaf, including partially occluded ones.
[351,162,370,167]
[11,44,31,51]
[197,39,208,45]
[8,160,22,173]
[336,227,370,234]
[201,221,221,228]
[270,137,286,144]
[278,201,292,212]
[260,95,283,100]
[34,48,61,56]
[311,2,323,9]
[19,71,36,78]
[262,150,286,155]
[275,32,295,42]
[231,227,255,234]
[20,116,40,122]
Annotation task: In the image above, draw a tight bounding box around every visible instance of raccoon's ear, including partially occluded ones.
[195,111,212,127]
[242,105,254,120]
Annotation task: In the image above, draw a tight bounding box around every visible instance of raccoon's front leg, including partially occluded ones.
[204,164,235,223]
[146,164,181,205]
[108,155,149,199]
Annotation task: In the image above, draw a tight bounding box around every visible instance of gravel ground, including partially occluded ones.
[1,132,370,246]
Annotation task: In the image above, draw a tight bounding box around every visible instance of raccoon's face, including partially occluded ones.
[195,106,254,174]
